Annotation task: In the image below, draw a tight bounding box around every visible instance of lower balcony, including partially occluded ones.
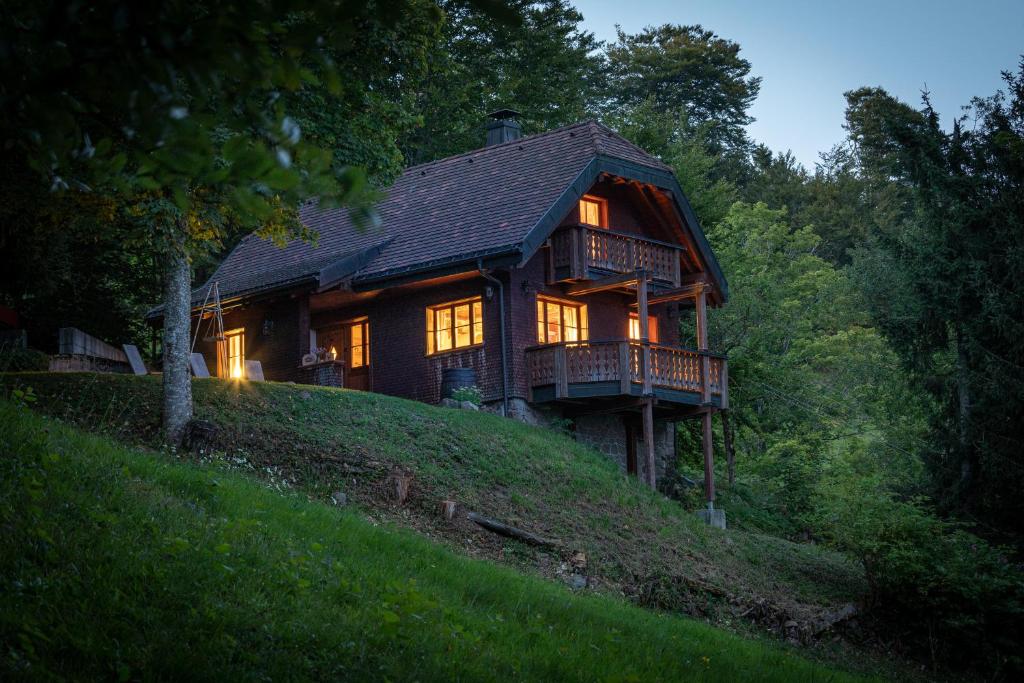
[526,340,727,409]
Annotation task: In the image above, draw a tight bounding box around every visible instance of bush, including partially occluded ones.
[449,385,481,405]
[812,473,1024,674]
[0,346,49,372]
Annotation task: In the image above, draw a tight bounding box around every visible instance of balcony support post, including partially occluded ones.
[696,285,711,404]
[702,409,716,505]
[642,397,657,489]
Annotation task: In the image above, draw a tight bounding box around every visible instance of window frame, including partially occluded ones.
[578,194,608,228]
[426,296,484,356]
[536,296,589,345]
[345,317,370,369]
[628,312,659,343]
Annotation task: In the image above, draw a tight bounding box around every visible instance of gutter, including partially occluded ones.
[478,258,509,417]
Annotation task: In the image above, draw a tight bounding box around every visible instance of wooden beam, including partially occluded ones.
[565,271,639,296]
[637,271,652,395]
[618,341,631,395]
[696,285,711,404]
[702,410,715,504]
[642,398,657,489]
[554,345,568,399]
[630,283,713,307]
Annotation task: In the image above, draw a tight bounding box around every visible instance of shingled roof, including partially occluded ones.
[184,119,724,307]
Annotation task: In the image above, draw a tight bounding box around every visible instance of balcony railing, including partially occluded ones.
[549,225,683,286]
[526,340,726,406]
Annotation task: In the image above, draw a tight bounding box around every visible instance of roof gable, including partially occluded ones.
[191,120,726,305]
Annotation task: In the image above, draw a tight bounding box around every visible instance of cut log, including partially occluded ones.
[466,512,559,548]
[440,500,457,521]
[388,472,412,505]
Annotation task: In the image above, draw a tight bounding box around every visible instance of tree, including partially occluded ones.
[400,0,604,164]
[1,0,445,443]
[605,24,760,160]
[844,64,1024,535]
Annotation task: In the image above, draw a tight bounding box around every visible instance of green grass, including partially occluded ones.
[2,374,864,622]
[0,400,873,681]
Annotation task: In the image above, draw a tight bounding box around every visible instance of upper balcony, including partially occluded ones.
[548,225,684,287]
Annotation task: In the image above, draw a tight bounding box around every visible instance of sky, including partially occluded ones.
[572,0,1024,168]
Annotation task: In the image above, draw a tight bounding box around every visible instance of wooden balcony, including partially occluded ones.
[526,340,727,408]
[549,225,683,287]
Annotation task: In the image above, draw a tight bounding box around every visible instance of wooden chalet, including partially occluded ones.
[156,112,730,503]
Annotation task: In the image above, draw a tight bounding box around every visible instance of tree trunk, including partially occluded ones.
[722,410,736,486]
[162,235,193,445]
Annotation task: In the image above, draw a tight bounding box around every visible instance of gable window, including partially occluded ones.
[536,297,589,344]
[426,297,483,355]
[221,328,245,378]
[579,195,607,228]
[628,313,659,343]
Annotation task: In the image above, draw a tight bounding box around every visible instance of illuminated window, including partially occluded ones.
[223,328,245,378]
[579,195,606,227]
[348,319,369,368]
[536,297,588,344]
[628,313,658,343]
[427,298,483,354]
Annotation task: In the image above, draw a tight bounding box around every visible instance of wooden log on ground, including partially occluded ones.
[466,512,559,548]
[388,471,412,505]
[440,500,457,521]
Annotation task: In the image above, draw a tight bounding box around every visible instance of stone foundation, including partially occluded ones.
[496,397,677,480]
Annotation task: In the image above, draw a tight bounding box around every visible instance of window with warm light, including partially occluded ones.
[579,195,606,227]
[628,313,658,343]
[223,329,245,378]
[348,320,369,368]
[536,297,588,344]
[426,297,483,354]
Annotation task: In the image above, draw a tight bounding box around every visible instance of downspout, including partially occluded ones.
[478,259,509,417]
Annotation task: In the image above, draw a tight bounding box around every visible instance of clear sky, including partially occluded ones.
[572,0,1024,168]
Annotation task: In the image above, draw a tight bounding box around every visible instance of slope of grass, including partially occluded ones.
[4,373,863,630]
[0,400,873,681]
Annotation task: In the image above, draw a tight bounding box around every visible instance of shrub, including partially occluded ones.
[812,473,1024,674]
[0,346,49,372]
[449,385,482,405]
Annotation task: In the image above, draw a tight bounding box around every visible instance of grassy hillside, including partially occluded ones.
[0,399,875,681]
[4,375,864,632]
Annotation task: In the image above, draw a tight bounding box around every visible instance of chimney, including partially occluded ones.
[485,109,522,146]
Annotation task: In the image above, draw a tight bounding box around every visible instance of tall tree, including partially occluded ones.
[605,24,760,161]
[845,65,1024,535]
[1,0,444,443]
[400,0,604,164]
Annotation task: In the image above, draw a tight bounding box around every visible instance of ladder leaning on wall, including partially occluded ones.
[190,281,227,372]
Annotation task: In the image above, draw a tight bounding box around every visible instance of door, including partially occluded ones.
[343,319,370,391]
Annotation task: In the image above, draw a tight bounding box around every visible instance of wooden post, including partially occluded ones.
[618,341,631,395]
[696,285,711,404]
[554,344,568,398]
[637,269,652,395]
[702,410,715,504]
[298,294,311,357]
[642,398,657,489]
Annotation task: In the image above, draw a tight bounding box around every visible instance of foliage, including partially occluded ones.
[400,0,604,164]
[0,400,872,682]
[696,203,929,528]
[812,470,1024,673]
[605,24,760,161]
[0,347,48,372]
[450,384,483,405]
[842,63,1024,536]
